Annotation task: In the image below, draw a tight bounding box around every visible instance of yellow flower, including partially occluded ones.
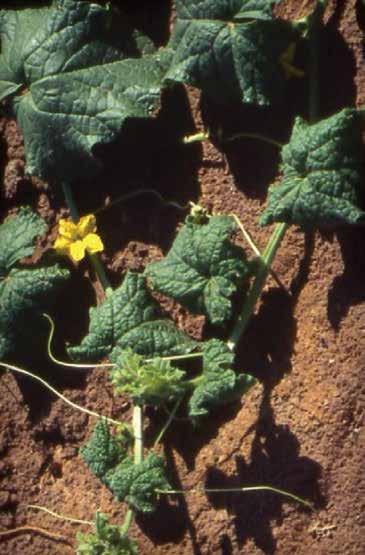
[54,214,104,262]
[280,43,305,80]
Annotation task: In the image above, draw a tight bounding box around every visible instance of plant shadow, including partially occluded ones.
[327,227,365,329]
[5,268,95,425]
[236,286,297,385]
[199,17,356,202]
[137,441,202,554]
[67,84,201,266]
[205,385,324,554]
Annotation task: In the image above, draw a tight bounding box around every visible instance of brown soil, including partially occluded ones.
[1,1,365,554]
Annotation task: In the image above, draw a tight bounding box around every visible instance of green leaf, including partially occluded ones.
[80,420,127,480]
[110,349,187,406]
[76,512,138,555]
[68,272,197,362]
[0,265,69,359]
[0,207,46,275]
[233,1,280,21]
[146,215,250,325]
[166,0,296,106]
[105,454,170,513]
[188,339,255,421]
[0,208,69,359]
[260,108,365,227]
[0,0,171,182]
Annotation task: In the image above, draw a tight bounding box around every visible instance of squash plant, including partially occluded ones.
[0,0,364,553]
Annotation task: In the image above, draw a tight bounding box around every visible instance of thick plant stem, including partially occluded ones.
[61,181,112,294]
[121,404,144,536]
[133,404,144,465]
[62,181,80,222]
[228,222,287,351]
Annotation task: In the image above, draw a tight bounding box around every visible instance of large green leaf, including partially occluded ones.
[105,454,170,513]
[188,339,255,421]
[0,0,170,182]
[146,215,251,325]
[68,271,197,362]
[260,108,365,227]
[0,209,69,359]
[0,266,69,359]
[166,0,296,106]
[0,207,46,275]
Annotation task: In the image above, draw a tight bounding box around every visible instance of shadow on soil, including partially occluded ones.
[5,268,96,424]
[327,227,365,329]
[205,386,324,555]
[65,84,201,273]
[139,247,323,553]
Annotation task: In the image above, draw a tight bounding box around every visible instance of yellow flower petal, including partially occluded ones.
[54,236,72,254]
[83,233,104,255]
[69,240,86,262]
[77,214,97,238]
[58,218,78,240]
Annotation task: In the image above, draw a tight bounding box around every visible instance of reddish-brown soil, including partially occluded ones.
[0,1,364,554]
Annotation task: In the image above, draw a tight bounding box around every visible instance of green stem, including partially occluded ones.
[228,222,287,350]
[120,510,134,537]
[133,404,144,465]
[61,182,112,293]
[225,132,283,148]
[148,352,203,364]
[156,485,313,510]
[121,404,144,536]
[183,131,209,144]
[62,182,80,222]
[153,398,182,448]
[183,131,282,148]
[186,374,204,388]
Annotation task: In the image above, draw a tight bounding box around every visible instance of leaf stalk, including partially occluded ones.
[228,222,287,350]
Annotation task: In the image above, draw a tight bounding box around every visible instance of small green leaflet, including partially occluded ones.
[0,209,69,359]
[166,0,296,106]
[80,420,126,480]
[68,271,196,362]
[188,339,255,422]
[76,512,138,555]
[105,454,170,513]
[111,349,187,406]
[260,108,365,227]
[146,215,250,326]
[0,0,171,183]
